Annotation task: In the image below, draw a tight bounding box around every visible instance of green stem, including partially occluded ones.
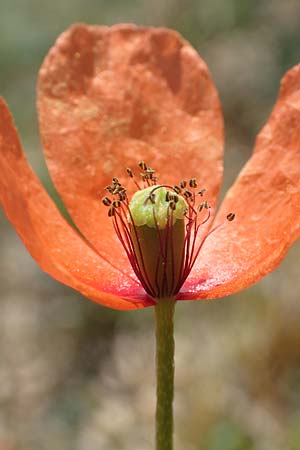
[155,298,176,450]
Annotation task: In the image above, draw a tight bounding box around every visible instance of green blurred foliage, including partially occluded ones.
[202,420,253,450]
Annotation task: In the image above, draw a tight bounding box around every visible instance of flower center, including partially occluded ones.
[102,162,234,300]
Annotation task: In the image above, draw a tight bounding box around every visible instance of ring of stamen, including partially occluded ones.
[102,161,235,299]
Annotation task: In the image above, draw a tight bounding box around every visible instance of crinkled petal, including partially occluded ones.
[179,65,300,300]
[37,24,223,271]
[0,98,152,309]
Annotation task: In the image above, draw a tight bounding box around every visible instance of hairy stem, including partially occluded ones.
[155,298,176,450]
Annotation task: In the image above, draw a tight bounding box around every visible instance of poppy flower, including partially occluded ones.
[1,24,300,310]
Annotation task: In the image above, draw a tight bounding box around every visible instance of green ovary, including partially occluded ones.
[129,185,186,229]
[129,186,186,298]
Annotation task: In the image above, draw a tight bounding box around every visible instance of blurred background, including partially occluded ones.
[1,1,300,449]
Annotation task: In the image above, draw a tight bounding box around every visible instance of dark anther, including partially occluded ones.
[189,178,198,188]
[149,193,156,204]
[227,213,235,221]
[166,192,178,202]
[198,188,206,196]
[180,180,187,188]
[112,177,120,185]
[102,197,111,206]
[140,173,148,181]
[183,190,192,199]
[139,161,147,171]
[173,185,181,194]
[112,200,121,208]
[106,185,114,193]
[126,168,133,178]
[112,186,121,195]
[169,201,176,211]
[118,192,126,201]
[108,206,115,217]
[198,201,210,211]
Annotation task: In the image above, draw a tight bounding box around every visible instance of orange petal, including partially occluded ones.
[37,24,223,271]
[179,65,300,300]
[0,98,152,310]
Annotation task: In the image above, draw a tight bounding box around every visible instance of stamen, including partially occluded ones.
[183,190,192,199]
[149,193,156,204]
[189,178,198,188]
[108,206,115,217]
[103,162,235,300]
[198,201,210,212]
[102,196,111,206]
[126,167,142,190]
[166,191,172,202]
[127,168,134,178]
[118,191,126,201]
[139,161,147,171]
[146,168,155,177]
[173,185,181,194]
[227,213,235,221]
[106,185,114,194]
[169,201,176,211]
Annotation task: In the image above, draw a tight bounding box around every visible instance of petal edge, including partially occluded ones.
[180,65,300,300]
[0,98,153,310]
